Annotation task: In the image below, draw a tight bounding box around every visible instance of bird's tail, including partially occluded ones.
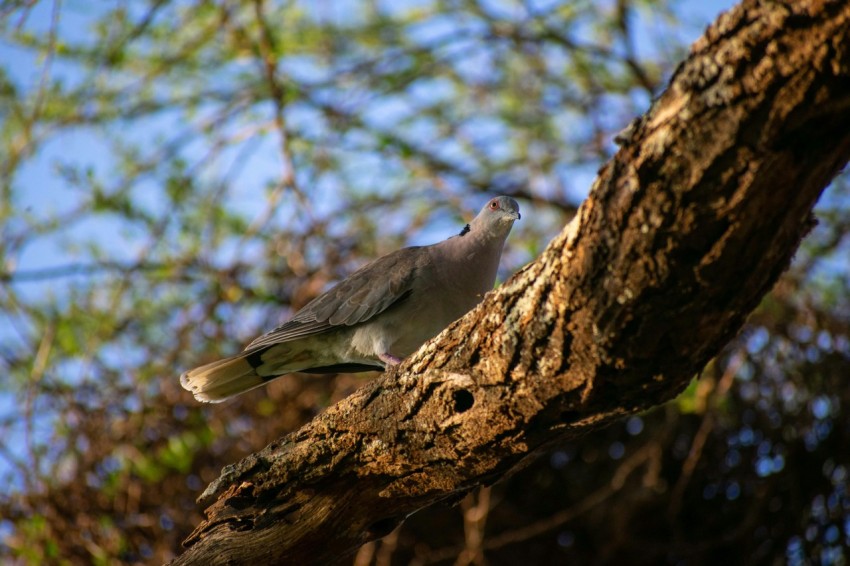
[180,349,271,403]
[180,343,383,403]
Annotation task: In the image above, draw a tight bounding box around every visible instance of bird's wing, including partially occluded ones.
[244,246,429,350]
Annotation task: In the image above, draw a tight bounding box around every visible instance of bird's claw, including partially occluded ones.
[379,353,403,366]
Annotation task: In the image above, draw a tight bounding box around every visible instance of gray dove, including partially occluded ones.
[180,196,520,402]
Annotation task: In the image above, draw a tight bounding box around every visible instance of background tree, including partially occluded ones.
[0,1,848,565]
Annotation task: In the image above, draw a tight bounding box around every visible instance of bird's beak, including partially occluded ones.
[510,211,521,221]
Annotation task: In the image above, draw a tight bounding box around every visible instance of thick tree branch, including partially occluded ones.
[173,1,850,563]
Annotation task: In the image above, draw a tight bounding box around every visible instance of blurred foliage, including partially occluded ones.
[0,0,848,564]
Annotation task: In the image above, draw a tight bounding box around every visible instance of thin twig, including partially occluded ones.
[25,320,55,494]
[251,0,307,206]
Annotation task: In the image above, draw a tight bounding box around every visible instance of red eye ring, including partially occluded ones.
[489,200,499,210]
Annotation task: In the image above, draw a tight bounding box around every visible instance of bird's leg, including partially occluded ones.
[379,353,403,366]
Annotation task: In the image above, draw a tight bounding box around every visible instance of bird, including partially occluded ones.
[180,196,521,403]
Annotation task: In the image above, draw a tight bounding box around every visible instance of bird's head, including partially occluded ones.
[469,195,520,234]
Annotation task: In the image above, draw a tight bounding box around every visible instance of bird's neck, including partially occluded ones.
[444,222,510,285]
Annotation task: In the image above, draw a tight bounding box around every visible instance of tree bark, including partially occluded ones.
[172,1,850,563]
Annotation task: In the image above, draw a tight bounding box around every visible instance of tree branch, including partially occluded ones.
[172,0,850,563]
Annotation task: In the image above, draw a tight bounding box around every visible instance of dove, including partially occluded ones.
[180,196,520,402]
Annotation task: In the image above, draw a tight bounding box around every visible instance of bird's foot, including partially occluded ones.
[379,353,403,366]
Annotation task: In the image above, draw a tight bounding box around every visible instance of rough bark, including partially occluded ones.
[172,1,850,563]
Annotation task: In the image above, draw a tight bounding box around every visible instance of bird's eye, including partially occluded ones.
[489,200,499,210]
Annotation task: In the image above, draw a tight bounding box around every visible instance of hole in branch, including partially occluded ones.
[453,389,474,413]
